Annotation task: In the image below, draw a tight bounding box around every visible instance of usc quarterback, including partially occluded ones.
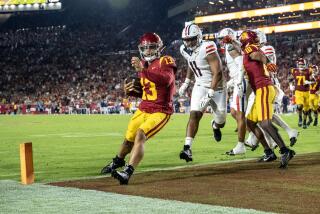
[239,30,295,168]
[100,33,176,185]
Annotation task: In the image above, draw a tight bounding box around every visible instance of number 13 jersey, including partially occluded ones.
[138,56,177,115]
[180,41,218,88]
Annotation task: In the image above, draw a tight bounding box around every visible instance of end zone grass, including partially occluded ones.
[0,114,319,182]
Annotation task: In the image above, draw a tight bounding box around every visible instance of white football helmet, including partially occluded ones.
[181,24,202,51]
[217,28,236,40]
[255,29,267,44]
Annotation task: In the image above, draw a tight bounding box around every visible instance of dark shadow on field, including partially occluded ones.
[50,153,320,214]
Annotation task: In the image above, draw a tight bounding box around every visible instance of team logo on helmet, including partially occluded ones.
[239,30,259,48]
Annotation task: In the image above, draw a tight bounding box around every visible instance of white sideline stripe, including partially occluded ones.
[29,132,122,138]
[0,180,274,214]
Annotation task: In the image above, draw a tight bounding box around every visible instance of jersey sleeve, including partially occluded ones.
[243,44,260,55]
[159,56,176,85]
[201,41,217,57]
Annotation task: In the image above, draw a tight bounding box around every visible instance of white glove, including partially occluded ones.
[236,81,244,98]
[304,80,314,85]
[226,79,234,90]
[178,79,190,96]
[199,89,215,111]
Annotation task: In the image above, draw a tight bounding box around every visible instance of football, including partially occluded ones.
[124,76,143,98]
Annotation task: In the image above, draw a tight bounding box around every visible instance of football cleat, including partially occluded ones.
[279,149,295,169]
[258,152,277,162]
[226,143,246,156]
[179,145,193,162]
[111,165,134,185]
[100,156,125,175]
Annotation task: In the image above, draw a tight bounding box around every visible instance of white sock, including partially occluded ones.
[185,137,194,148]
[272,114,291,134]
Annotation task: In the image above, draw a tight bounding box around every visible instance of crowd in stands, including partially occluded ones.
[1,1,319,115]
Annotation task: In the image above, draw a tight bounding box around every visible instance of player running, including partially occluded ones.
[100,33,176,185]
[178,23,227,162]
[240,30,295,168]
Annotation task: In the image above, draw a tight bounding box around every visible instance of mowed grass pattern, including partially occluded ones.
[0,114,319,182]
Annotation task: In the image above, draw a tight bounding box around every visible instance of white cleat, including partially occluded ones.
[226,142,246,155]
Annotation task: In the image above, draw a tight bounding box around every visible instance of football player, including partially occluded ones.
[240,30,295,168]
[217,28,250,155]
[100,33,176,185]
[178,23,227,162]
[246,30,298,150]
[290,58,313,129]
[309,65,320,126]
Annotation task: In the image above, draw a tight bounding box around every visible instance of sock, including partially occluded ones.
[280,146,289,154]
[185,137,194,148]
[212,122,218,129]
[272,114,291,134]
[124,165,135,176]
[264,148,273,155]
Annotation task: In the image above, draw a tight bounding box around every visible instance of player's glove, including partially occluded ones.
[304,80,314,85]
[222,35,233,44]
[266,63,277,73]
[199,89,215,111]
[178,78,190,96]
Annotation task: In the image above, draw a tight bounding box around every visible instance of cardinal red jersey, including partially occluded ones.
[242,44,273,91]
[138,55,176,114]
[290,68,312,92]
[310,76,320,94]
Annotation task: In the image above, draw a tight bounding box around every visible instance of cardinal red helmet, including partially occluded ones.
[239,30,259,49]
[138,33,163,62]
[296,58,307,69]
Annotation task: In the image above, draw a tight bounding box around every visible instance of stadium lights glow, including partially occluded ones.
[195,1,320,23]
[203,21,320,39]
[218,0,224,4]
[0,2,62,13]
[257,21,320,34]
[209,1,214,5]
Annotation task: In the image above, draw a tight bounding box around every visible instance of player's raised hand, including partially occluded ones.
[266,63,277,73]
[131,57,143,72]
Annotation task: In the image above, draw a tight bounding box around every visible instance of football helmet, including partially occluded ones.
[217,28,236,41]
[239,30,259,48]
[181,24,202,51]
[296,58,307,70]
[255,29,267,45]
[138,32,163,62]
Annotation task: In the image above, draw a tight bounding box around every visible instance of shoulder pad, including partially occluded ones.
[244,44,259,54]
[160,55,177,70]
[201,41,217,56]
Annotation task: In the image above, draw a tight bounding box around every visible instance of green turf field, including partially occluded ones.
[0,114,319,182]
